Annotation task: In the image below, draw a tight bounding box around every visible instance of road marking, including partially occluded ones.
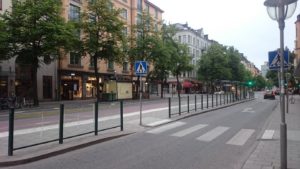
[147,122,185,134]
[52,107,59,110]
[226,129,255,146]
[242,107,255,113]
[261,130,275,139]
[147,119,171,127]
[197,126,229,142]
[171,124,207,137]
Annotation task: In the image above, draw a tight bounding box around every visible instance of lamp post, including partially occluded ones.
[264,0,297,168]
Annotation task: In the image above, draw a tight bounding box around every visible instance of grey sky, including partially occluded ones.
[150,0,299,70]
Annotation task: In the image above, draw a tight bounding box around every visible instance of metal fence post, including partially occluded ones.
[94,102,98,135]
[187,96,190,113]
[220,94,222,105]
[8,108,14,156]
[195,95,197,111]
[201,94,203,110]
[120,100,123,131]
[212,94,214,108]
[179,96,181,115]
[59,104,64,144]
[216,94,218,107]
[207,93,209,109]
[169,98,171,118]
[227,93,228,104]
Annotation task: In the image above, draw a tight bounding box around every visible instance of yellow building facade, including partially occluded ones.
[58,0,163,100]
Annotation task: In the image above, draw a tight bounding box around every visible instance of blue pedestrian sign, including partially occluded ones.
[135,61,148,76]
[268,50,289,70]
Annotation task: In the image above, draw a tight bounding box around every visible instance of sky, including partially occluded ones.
[150,0,300,70]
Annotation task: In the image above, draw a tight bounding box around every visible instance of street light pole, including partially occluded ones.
[264,0,297,168]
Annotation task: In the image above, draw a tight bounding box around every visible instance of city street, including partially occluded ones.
[4,93,280,169]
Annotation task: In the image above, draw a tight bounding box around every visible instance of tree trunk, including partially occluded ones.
[176,74,181,98]
[32,59,39,106]
[93,54,100,102]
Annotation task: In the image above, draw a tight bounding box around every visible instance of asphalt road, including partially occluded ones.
[6,93,278,169]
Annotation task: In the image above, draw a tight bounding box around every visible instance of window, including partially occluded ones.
[146,5,150,14]
[0,0,2,10]
[123,62,128,72]
[43,76,52,99]
[89,56,95,67]
[136,13,142,25]
[122,27,128,36]
[155,9,158,19]
[69,4,80,21]
[122,0,127,2]
[108,60,114,70]
[137,0,142,12]
[178,36,181,43]
[70,52,81,65]
[183,35,186,43]
[72,0,81,3]
[120,8,127,20]
[188,35,191,44]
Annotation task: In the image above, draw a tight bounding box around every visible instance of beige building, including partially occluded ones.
[295,14,300,78]
[58,0,163,100]
[0,0,163,101]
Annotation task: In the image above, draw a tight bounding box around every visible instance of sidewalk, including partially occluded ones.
[0,94,252,167]
[242,95,300,169]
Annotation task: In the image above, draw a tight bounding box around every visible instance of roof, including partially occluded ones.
[145,0,164,13]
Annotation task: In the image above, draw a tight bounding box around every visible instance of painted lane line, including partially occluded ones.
[261,130,275,140]
[242,107,255,113]
[226,129,255,146]
[197,126,229,142]
[146,122,185,134]
[147,119,171,127]
[171,124,207,137]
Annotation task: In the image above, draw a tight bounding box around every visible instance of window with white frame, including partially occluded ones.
[69,4,80,21]
[120,8,127,20]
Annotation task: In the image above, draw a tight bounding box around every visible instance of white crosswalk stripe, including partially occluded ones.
[226,129,255,146]
[146,122,185,134]
[171,124,208,137]
[261,130,275,140]
[197,126,229,142]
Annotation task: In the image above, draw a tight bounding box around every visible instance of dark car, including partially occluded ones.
[264,90,275,99]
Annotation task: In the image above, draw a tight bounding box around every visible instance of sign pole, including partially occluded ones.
[139,75,143,125]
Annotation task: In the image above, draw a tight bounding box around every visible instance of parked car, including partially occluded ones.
[264,90,275,100]
[214,91,225,95]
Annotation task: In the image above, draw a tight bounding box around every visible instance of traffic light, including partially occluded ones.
[247,81,254,87]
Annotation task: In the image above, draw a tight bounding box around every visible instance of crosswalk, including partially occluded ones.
[146,122,276,146]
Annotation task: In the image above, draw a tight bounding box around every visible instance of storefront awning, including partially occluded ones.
[182,81,193,88]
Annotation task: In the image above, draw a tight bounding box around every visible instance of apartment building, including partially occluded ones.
[58,0,163,100]
[0,0,163,101]
[295,14,300,78]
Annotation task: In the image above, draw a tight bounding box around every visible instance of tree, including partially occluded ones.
[266,70,278,87]
[197,44,231,92]
[254,75,266,90]
[81,0,126,102]
[129,12,160,98]
[0,0,78,105]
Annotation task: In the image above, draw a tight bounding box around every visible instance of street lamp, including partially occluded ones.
[264,0,297,168]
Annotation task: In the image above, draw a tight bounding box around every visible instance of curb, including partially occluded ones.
[0,132,133,167]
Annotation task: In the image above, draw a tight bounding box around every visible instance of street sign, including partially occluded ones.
[268,50,289,70]
[135,61,148,76]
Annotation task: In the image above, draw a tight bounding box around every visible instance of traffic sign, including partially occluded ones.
[268,50,289,70]
[135,61,148,76]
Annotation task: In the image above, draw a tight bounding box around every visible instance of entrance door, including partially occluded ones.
[43,76,52,99]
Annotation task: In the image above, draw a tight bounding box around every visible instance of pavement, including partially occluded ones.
[242,95,300,169]
[0,93,266,168]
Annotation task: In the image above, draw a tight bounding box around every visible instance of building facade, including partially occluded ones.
[0,0,163,101]
[261,62,269,78]
[295,14,300,78]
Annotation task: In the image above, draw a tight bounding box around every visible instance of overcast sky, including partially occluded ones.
[150,0,300,70]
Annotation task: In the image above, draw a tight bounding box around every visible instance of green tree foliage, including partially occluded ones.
[254,75,266,90]
[266,70,278,87]
[197,44,231,83]
[0,0,78,105]
[81,0,126,102]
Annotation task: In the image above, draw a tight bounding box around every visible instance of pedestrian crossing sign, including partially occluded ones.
[135,61,148,76]
[268,50,289,70]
